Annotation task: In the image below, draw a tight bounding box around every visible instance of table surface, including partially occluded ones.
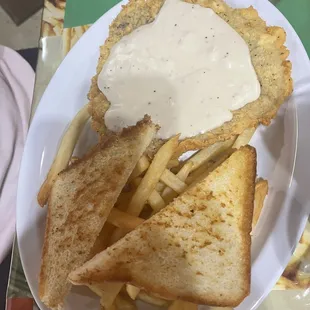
[5,0,310,309]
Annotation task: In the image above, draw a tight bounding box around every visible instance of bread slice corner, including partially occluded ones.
[69,146,256,307]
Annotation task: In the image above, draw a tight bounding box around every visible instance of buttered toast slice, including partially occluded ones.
[69,146,256,307]
[39,117,157,310]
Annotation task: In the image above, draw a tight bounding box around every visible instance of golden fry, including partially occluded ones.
[155,182,166,193]
[90,222,115,257]
[161,162,193,202]
[182,138,235,172]
[53,23,63,36]
[62,28,71,56]
[167,159,180,169]
[187,151,232,187]
[148,190,166,212]
[233,127,256,149]
[74,26,84,38]
[93,282,123,309]
[37,104,89,207]
[126,284,140,300]
[42,14,60,27]
[70,32,79,49]
[252,179,268,229]
[287,242,309,267]
[107,208,144,230]
[42,22,55,37]
[115,293,138,310]
[132,177,165,211]
[274,276,299,290]
[137,291,169,307]
[56,0,66,9]
[160,169,187,194]
[126,135,179,216]
[130,155,150,180]
[45,1,65,19]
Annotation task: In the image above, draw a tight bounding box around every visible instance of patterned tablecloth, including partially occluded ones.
[6,0,310,309]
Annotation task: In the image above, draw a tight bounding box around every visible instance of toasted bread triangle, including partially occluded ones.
[39,117,157,310]
[69,146,256,307]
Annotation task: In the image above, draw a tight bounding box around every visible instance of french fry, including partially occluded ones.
[296,270,310,288]
[53,23,63,36]
[107,303,117,310]
[115,192,135,211]
[137,291,170,307]
[56,0,66,9]
[181,138,236,172]
[287,242,309,267]
[168,300,197,310]
[126,135,179,216]
[42,8,57,22]
[252,179,268,229]
[232,127,256,149]
[89,222,115,257]
[37,104,90,207]
[132,177,166,212]
[126,284,140,300]
[130,156,150,180]
[274,276,299,290]
[92,282,124,309]
[115,293,138,310]
[42,14,60,27]
[167,159,180,169]
[160,169,187,194]
[186,151,232,187]
[42,22,55,37]
[156,182,166,193]
[185,160,215,185]
[74,26,84,38]
[161,162,193,202]
[70,31,79,49]
[301,222,310,245]
[110,136,179,241]
[175,162,194,181]
[148,190,166,212]
[62,28,71,56]
[107,208,144,230]
[45,1,65,19]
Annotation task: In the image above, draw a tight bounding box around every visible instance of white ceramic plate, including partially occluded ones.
[16,0,310,309]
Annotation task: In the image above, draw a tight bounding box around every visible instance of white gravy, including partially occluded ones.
[98,0,260,139]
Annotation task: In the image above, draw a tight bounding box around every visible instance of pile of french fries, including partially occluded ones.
[275,222,310,290]
[41,106,270,310]
[42,0,91,56]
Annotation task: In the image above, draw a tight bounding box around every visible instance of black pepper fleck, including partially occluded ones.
[153,90,156,92]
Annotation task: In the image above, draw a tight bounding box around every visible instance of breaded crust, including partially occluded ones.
[69,146,257,307]
[88,0,292,157]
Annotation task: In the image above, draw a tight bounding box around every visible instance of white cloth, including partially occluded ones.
[0,46,34,263]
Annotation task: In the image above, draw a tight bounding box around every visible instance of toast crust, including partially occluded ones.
[88,0,292,157]
[69,146,257,307]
